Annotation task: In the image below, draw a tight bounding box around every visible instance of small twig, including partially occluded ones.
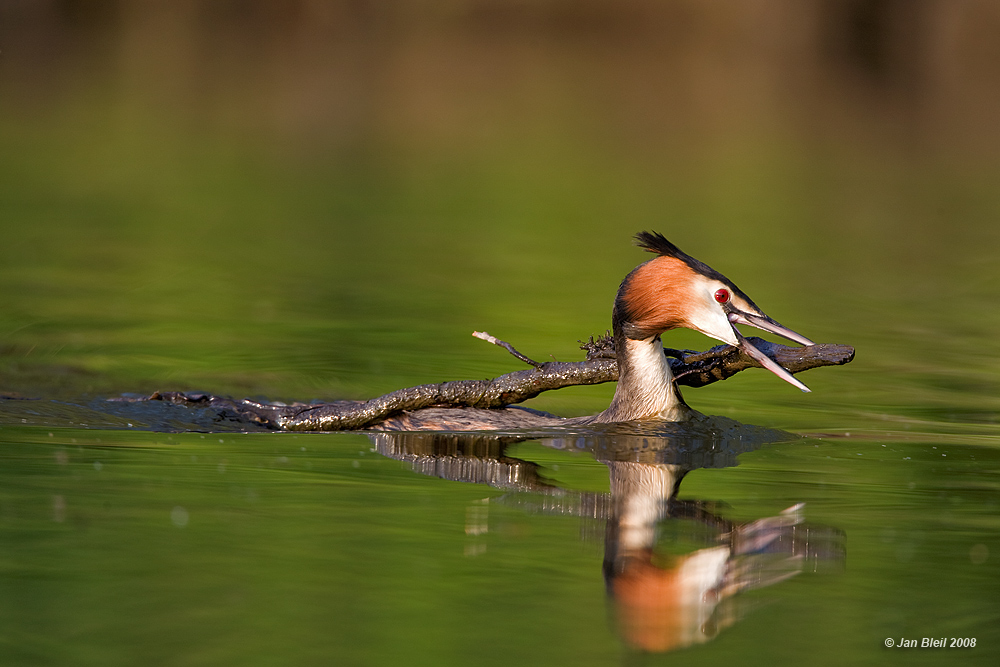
[472,331,545,369]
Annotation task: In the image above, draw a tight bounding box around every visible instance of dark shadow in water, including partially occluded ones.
[369,416,845,653]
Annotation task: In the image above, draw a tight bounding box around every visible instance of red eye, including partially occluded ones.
[714,289,730,304]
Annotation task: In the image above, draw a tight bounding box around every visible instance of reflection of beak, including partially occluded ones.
[727,311,814,392]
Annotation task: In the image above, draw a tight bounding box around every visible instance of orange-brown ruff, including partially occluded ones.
[375,232,814,431]
[616,256,698,336]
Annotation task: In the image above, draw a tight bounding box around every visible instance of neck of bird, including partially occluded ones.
[596,325,690,423]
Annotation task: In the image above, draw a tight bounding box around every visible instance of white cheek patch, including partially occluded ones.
[685,287,739,346]
[685,276,739,345]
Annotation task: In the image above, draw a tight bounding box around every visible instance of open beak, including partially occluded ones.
[727,311,814,393]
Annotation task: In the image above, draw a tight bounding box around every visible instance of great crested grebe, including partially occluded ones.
[375,232,814,431]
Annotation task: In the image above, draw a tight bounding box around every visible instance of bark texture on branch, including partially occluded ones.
[132,335,854,431]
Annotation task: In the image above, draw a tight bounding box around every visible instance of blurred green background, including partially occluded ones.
[1,0,998,430]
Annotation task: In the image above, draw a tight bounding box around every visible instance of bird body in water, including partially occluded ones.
[376,232,814,431]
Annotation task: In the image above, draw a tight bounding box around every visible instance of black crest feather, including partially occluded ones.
[633,230,720,278]
[634,231,686,258]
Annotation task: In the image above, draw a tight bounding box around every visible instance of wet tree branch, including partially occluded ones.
[134,333,854,431]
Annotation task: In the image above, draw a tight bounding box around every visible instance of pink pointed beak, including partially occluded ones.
[727,311,814,393]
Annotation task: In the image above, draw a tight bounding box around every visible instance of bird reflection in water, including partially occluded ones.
[369,416,844,653]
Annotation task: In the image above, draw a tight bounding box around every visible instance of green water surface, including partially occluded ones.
[1,91,999,667]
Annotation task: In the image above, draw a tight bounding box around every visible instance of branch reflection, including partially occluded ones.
[369,416,844,653]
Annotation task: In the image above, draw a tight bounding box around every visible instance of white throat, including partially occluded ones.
[596,336,691,423]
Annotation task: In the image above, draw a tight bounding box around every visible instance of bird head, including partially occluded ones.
[613,231,815,392]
